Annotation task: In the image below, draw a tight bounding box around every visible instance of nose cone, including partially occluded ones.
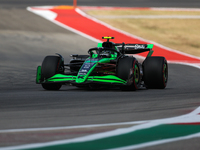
[76,75,86,83]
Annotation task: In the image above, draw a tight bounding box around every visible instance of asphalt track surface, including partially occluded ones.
[0,0,200,149]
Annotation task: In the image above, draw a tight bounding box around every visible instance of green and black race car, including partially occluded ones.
[36,36,168,91]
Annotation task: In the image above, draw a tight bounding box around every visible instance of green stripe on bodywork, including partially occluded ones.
[97,43,102,47]
[147,44,153,49]
[147,44,154,57]
[87,79,125,84]
[46,74,76,82]
[84,60,98,63]
[147,50,154,57]
[27,124,200,150]
[87,75,126,84]
[92,54,98,58]
[45,74,126,84]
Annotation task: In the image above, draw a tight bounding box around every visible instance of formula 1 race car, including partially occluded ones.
[36,37,168,91]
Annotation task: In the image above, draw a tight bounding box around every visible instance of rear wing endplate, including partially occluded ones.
[115,43,154,57]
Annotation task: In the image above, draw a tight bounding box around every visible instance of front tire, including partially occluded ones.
[41,56,63,90]
[117,57,141,91]
[143,56,168,89]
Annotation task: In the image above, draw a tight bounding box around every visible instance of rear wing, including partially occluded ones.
[115,43,154,56]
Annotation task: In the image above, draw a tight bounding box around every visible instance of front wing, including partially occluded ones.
[36,67,127,85]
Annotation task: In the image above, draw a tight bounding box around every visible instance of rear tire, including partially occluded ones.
[117,57,141,91]
[41,56,63,90]
[143,56,168,89]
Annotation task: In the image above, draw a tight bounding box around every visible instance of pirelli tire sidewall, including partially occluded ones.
[117,56,141,91]
[143,56,168,89]
[41,56,63,90]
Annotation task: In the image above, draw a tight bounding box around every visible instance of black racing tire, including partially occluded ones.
[41,56,63,90]
[117,57,141,91]
[143,56,168,89]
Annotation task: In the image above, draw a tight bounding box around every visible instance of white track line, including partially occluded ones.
[79,6,200,11]
[1,106,200,150]
[1,105,199,134]
[1,102,200,134]
[93,15,200,19]
[0,121,147,133]
[151,7,200,11]
[27,7,102,43]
